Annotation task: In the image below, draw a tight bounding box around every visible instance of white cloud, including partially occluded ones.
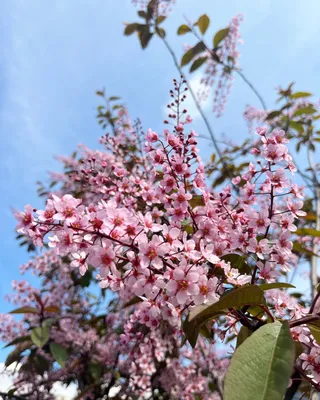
[0,363,77,399]
[163,73,211,121]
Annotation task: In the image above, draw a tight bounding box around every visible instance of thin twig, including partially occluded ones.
[234,69,267,111]
[160,36,234,183]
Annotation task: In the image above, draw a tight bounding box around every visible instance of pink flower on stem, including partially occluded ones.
[171,188,192,212]
[247,238,271,260]
[139,236,169,270]
[16,204,34,232]
[52,194,82,222]
[71,251,88,276]
[193,275,219,305]
[248,209,270,234]
[88,242,115,277]
[287,198,307,217]
[166,267,199,305]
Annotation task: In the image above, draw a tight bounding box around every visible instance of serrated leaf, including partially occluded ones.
[213,28,229,48]
[190,56,208,72]
[181,41,206,67]
[31,326,50,348]
[50,342,68,367]
[258,283,296,291]
[177,24,192,35]
[224,322,295,400]
[290,91,312,99]
[185,285,265,347]
[197,14,210,35]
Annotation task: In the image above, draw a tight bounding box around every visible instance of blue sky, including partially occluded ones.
[0,0,319,327]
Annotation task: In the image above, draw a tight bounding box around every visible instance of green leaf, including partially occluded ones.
[31,326,50,348]
[32,353,50,376]
[292,242,318,258]
[259,283,296,291]
[10,306,39,314]
[156,16,166,24]
[177,24,192,35]
[265,110,281,120]
[294,340,304,358]
[109,96,121,101]
[155,27,166,38]
[190,56,208,72]
[197,14,210,34]
[307,320,320,344]
[224,322,295,400]
[289,121,304,134]
[123,296,143,308]
[296,228,320,237]
[90,362,102,380]
[221,254,251,274]
[213,28,229,48]
[50,342,68,368]
[124,23,140,36]
[42,318,55,328]
[189,194,205,208]
[185,285,265,347]
[138,26,153,49]
[5,349,23,368]
[181,41,206,67]
[293,106,317,117]
[236,326,251,348]
[138,10,147,19]
[7,388,18,398]
[290,91,312,99]
[77,269,93,287]
[5,341,33,367]
[44,305,60,313]
[4,335,31,348]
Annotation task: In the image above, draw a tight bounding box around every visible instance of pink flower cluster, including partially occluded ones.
[199,14,244,117]
[16,83,306,337]
[131,0,176,17]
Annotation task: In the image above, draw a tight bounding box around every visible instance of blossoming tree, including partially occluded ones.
[1,1,320,399]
